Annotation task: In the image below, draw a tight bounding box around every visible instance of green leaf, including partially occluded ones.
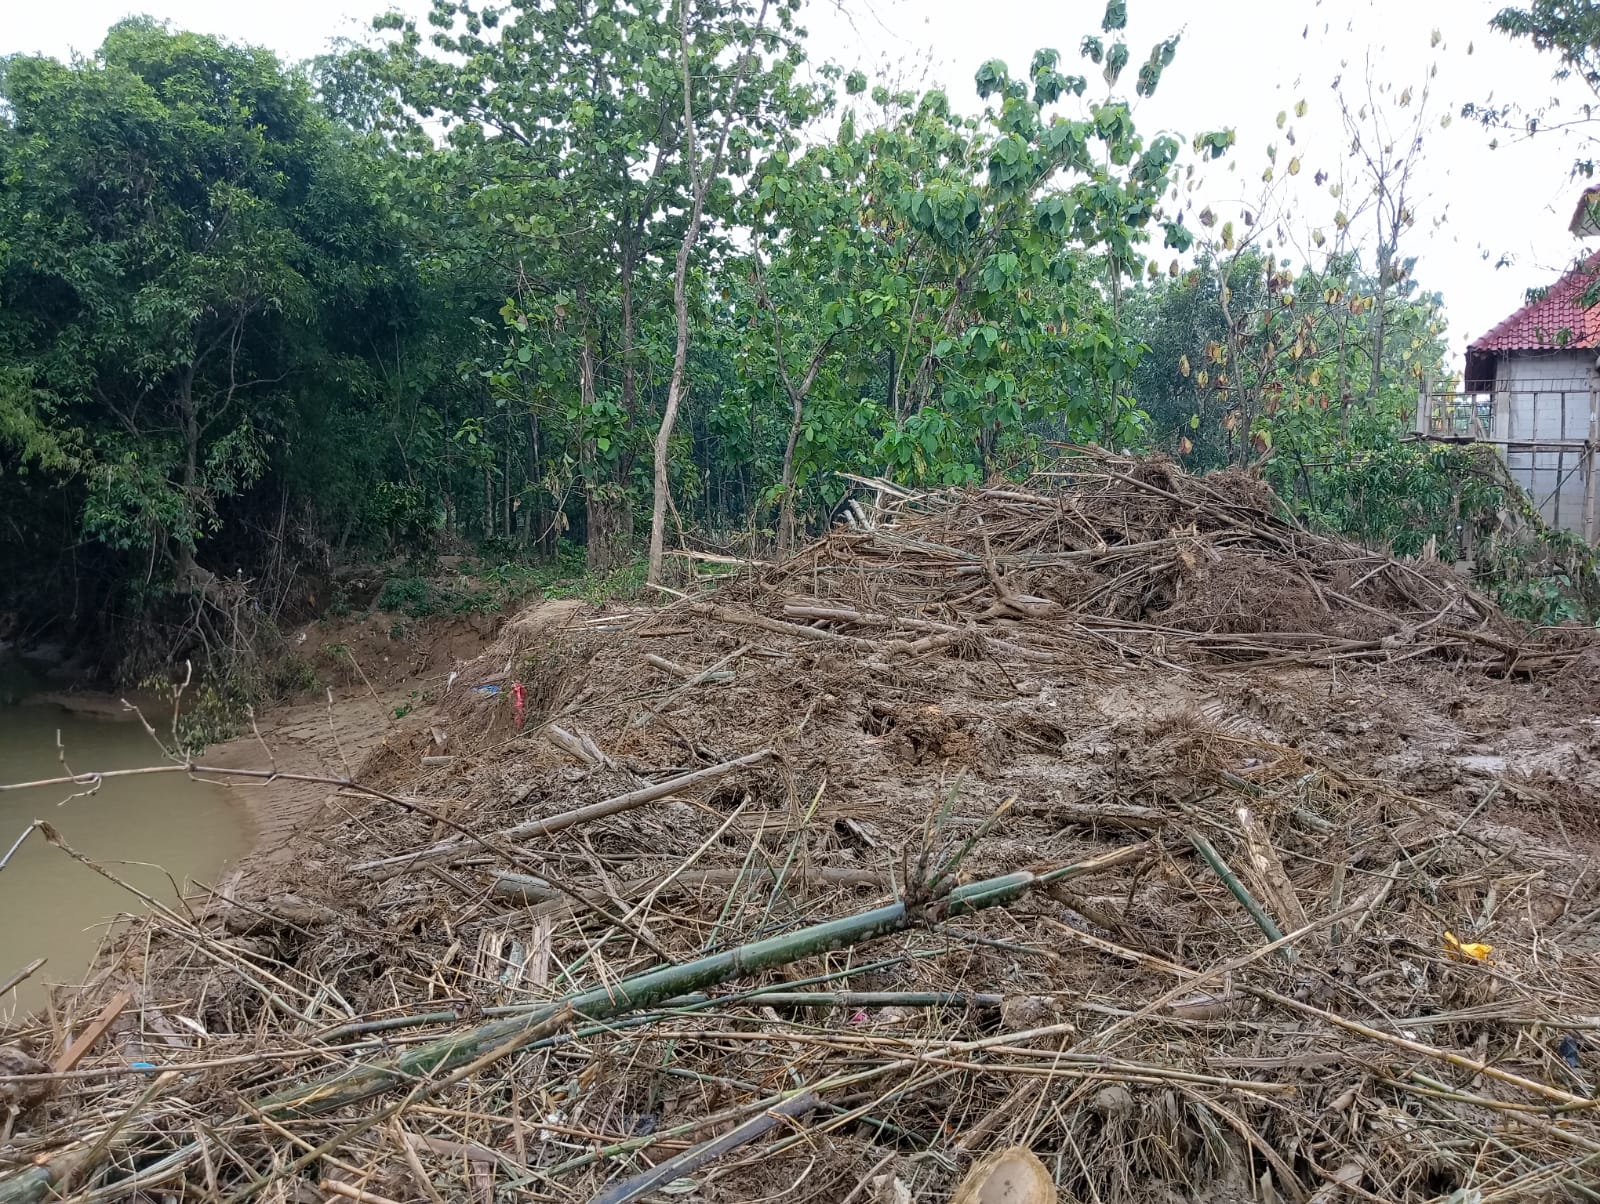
[1104,42,1130,87]
[975,59,1009,98]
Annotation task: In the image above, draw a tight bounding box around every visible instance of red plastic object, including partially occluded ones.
[511,681,527,731]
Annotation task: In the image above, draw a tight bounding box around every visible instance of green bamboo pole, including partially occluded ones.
[259,842,1145,1119]
[259,888,1012,1117]
[1186,830,1295,962]
[0,1150,95,1204]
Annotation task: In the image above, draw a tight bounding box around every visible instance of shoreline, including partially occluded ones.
[19,604,509,881]
[201,687,415,882]
[29,688,170,723]
[28,684,417,883]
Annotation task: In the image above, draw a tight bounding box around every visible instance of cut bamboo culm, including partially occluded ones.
[259,843,1146,1119]
[352,748,775,875]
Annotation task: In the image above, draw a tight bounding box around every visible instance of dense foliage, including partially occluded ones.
[0,1,1591,681]
[0,19,431,671]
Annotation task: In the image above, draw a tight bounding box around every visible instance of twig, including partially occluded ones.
[351,748,776,874]
[633,643,751,728]
[683,602,877,648]
[836,1153,900,1204]
[1251,987,1598,1108]
[644,653,734,683]
[1084,885,1388,1052]
[392,1125,454,1204]
[226,1009,575,1203]
[320,1182,405,1204]
[0,958,45,1001]
[67,1071,181,1194]
[0,823,38,874]
[488,864,885,909]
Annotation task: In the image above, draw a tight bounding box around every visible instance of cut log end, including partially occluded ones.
[951,1147,1057,1204]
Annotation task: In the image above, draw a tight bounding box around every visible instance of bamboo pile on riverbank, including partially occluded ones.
[4,452,1600,1203]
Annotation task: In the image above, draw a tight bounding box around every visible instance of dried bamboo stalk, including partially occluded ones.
[586,1091,821,1204]
[351,748,775,874]
[487,864,885,907]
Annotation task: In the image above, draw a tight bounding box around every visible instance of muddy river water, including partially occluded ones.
[0,674,252,1018]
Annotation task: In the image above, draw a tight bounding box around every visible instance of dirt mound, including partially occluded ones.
[6,453,1599,1204]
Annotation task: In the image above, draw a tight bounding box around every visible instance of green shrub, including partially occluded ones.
[265,655,318,698]
[376,576,438,617]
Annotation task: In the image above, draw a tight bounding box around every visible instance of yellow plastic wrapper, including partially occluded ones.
[1444,931,1493,962]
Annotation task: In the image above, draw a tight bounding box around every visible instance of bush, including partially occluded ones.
[264,655,319,699]
[1280,442,1598,627]
[376,576,438,617]
[140,671,250,756]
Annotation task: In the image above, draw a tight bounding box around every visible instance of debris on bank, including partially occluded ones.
[4,452,1600,1203]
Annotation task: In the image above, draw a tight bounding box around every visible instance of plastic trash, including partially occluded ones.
[1560,1034,1581,1068]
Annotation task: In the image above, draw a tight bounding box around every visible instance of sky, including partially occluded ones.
[7,0,1599,371]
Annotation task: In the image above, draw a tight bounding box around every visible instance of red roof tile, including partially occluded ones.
[1471,255,1600,353]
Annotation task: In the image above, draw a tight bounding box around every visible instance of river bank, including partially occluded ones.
[10,462,1600,1201]
[35,600,509,866]
[31,681,422,883]
[0,608,504,1017]
[206,688,413,879]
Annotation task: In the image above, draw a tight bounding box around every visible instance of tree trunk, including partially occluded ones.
[172,366,209,590]
[521,411,538,551]
[776,386,805,555]
[503,431,513,539]
[649,247,695,583]
[581,337,632,574]
[621,238,638,420]
[774,343,831,555]
[1367,271,1387,407]
[648,0,771,585]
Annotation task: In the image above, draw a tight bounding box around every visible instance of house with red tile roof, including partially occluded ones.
[1464,255,1600,391]
[1460,195,1600,537]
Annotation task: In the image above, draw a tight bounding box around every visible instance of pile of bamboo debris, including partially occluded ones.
[5,452,1600,1204]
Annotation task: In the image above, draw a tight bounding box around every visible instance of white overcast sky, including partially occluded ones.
[7,0,1599,370]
